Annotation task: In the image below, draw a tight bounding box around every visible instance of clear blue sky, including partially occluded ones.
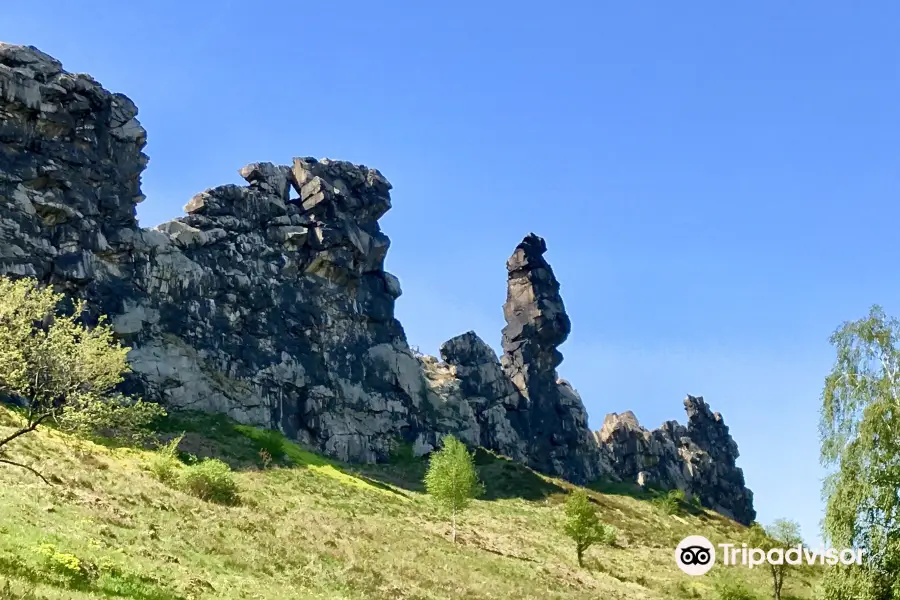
[5,1,899,545]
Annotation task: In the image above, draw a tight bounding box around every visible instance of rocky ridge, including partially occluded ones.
[0,43,754,524]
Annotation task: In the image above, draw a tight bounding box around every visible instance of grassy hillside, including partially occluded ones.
[0,406,818,600]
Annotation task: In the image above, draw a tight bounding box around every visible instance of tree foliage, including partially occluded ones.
[819,305,900,599]
[562,489,616,567]
[0,277,165,479]
[424,435,483,543]
[748,519,803,600]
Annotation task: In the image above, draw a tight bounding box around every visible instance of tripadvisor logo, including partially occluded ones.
[675,536,716,576]
[674,535,866,576]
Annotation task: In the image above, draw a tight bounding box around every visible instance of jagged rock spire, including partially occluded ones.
[501,233,570,395]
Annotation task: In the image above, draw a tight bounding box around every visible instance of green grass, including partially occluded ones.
[0,406,821,599]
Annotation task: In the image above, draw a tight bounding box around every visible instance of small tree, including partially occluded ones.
[424,435,483,543]
[563,489,616,567]
[748,519,803,600]
[0,277,164,480]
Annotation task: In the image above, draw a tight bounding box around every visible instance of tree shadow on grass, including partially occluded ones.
[587,478,718,521]
[586,479,654,501]
[472,449,567,501]
[356,447,568,501]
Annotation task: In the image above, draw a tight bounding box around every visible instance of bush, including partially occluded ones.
[234,425,287,463]
[177,459,239,505]
[32,543,96,586]
[147,435,184,485]
[653,489,685,515]
[714,576,758,600]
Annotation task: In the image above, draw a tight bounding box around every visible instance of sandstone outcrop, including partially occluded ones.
[0,43,755,524]
[595,396,755,524]
[498,233,604,482]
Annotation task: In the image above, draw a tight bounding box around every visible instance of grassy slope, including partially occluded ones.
[0,407,818,600]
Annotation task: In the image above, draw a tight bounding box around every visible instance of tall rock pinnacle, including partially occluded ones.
[497,234,601,482]
[501,233,571,396]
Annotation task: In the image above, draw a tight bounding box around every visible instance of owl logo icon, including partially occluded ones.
[675,535,716,575]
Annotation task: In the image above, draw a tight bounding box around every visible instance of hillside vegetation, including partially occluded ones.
[0,407,818,600]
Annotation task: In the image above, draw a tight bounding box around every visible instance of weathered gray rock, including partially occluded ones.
[0,43,422,464]
[0,43,755,524]
[497,233,603,482]
[594,397,756,524]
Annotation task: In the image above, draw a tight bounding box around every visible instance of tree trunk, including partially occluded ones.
[577,546,584,567]
[452,510,457,543]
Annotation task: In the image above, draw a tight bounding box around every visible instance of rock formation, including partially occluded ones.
[594,396,755,524]
[0,42,426,463]
[0,43,755,524]
[498,234,604,482]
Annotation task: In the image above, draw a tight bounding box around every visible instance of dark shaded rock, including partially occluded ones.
[495,234,603,483]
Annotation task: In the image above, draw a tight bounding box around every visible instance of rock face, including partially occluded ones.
[595,397,755,524]
[0,43,755,524]
[0,43,427,463]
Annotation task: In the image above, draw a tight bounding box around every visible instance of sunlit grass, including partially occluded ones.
[0,406,820,599]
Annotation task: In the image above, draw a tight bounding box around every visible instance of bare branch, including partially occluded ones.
[0,412,50,449]
[0,457,51,485]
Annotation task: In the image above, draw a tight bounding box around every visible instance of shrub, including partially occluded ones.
[714,576,758,600]
[563,489,617,567]
[671,580,701,598]
[234,425,287,463]
[32,543,96,586]
[177,459,239,505]
[147,435,184,485]
[653,489,685,515]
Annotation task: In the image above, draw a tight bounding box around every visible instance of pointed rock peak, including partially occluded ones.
[597,411,644,441]
[518,233,547,255]
[507,233,550,273]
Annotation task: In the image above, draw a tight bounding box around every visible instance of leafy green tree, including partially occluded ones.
[563,489,616,567]
[424,435,483,543]
[820,305,900,599]
[748,519,803,600]
[0,277,164,480]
